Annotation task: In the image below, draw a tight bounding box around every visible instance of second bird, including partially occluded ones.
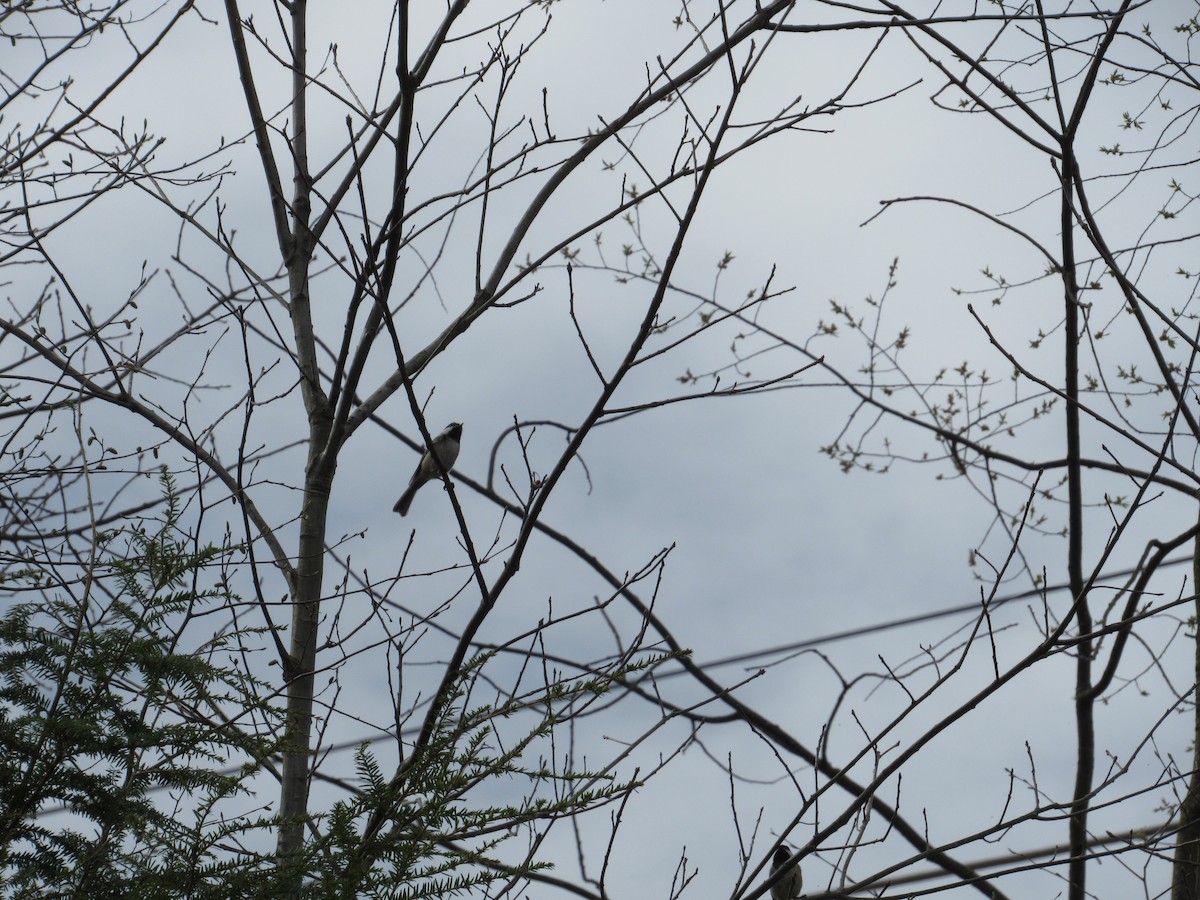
[770,846,803,900]
[393,422,462,516]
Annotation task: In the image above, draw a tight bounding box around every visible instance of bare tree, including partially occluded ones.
[5,0,874,894]
[4,1,1199,898]
[690,2,1200,897]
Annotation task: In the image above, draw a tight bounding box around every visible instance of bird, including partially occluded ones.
[770,845,803,900]
[393,422,462,516]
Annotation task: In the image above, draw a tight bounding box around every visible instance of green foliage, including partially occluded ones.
[316,651,664,898]
[1,468,671,897]
[0,470,280,898]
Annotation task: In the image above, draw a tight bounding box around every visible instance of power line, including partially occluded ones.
[802,821,1177,898]
[657,552,1194,679]
[32,554,1193,819]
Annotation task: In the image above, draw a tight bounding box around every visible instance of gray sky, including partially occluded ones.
[6,1,1199,896]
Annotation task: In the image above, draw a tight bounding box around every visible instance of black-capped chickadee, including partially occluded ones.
[770,846,803,900]
[393,422,462,516]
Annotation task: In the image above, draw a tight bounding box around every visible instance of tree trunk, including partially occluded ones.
[275,453,333,885]
[1171,510,1200,899]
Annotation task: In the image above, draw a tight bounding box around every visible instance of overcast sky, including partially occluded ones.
[7,1,1200,897]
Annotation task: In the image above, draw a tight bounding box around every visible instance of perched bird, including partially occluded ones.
[393,422,462,516]
[770,846,803,900]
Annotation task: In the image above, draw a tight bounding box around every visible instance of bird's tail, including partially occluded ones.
[393,484,418,516]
